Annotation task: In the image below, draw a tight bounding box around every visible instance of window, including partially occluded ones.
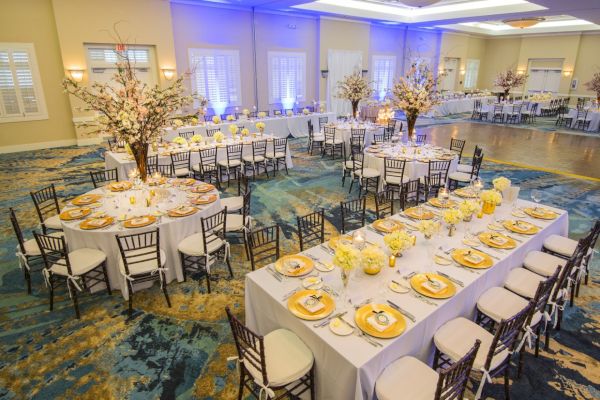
[464,59,480,89]
[0,43,47,123]
[188,48,242,113]
[86,45,157,88]
[268,51,306,108]
[372,55,396,100]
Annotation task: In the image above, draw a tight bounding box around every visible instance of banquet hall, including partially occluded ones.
[1,0,599,399]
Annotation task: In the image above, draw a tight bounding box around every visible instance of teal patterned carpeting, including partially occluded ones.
[0,137,598,399]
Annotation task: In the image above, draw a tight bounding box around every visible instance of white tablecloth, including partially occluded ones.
[245,199,568,399]
[567,108,600,131]
[105,136,294,180]
[163,112,336,140]
[62,182,221,299]
[325,123,383,152]
[428,96,495,117]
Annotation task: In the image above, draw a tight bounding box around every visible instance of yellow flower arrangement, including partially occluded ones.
[443,208,463,225]
[257,111,267,118]
[190,134,203,143]
[226,115,235,121]
[125,143,132,155]
[213,131,225,143]
[173,119,183,127]
[241,128,250,136]
[480,189,502,205]
[172,136,187,145]
[302,108,310,115]
[274,110,282,115]
[384,230,414,254]
[492,176,511,192]
[286,110,294,117]
[458,200,479,217]
[189,117,198,125]
[212,115,221,124]
[228,125,239,135]
[417,220,441,238]
[361,246,386,275]
[256,122,266,132]
[333,243,360,271]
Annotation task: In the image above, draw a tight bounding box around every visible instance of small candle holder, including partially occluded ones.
[352,230,366,250]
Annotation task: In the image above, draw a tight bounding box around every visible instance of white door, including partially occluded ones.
[441,58,458,92]
[527,68,561,93]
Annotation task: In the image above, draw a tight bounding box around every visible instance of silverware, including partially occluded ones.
[267,265,283,282]
[356,330,383,347]
[468,246,500,261]
[436,271,464,287]
[367,226,385,236]
[313,311,347,328]
[320,244,334,255]
[410,292,438,306]
[339,316,356,331]
[353,298,373,309]
[387,300,416,322]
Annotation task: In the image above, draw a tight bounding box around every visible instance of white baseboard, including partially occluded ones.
[0,139,78,154]
[77,137,103,146]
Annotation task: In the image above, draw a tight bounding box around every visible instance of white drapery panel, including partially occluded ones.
[327,50,363,116]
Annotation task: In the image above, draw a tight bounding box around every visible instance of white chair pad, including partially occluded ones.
[174,168,190,177]
[242,155,265,163]
[267,152,286,159]
[192,164,217,173]
[456,164,474,173]
[375,356,438,400]
[325,139,343,145]
[245,328,314,388]
[312,136,325,142]
[434,317,509,371]
[477,286,530,324]
[384,175,408,186]
[22,232,64,257]
[523,251,564,278]
[119,248,166,276]
[355,168,380,178]
[44,214,63,230]
[178,232,225,257]
[448,171,472,182]
[221,196,243,212]
[226,214,251,232]
[51,248,106,276]
[343,160,353,170]
[218,159,242,168]
[543,234,577,257]
[504,268,545,299]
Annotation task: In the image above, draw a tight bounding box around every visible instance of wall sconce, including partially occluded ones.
[563,70,572,77]
[161,68,175,81]
[361,69,369,77]
[517,70,525,75]
[68,69,84,82]
[321,69,329,78]
[460,69,466,75]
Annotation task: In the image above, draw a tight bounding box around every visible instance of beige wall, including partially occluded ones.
[0,0,76,152]
[439,32,487,90]
[479,37,521,91]
[571,34,600,98]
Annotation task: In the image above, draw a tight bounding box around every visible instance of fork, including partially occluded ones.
[356,330,383,347]
[410,292,439,306]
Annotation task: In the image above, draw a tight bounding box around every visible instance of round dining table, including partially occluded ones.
[60,179,222,298]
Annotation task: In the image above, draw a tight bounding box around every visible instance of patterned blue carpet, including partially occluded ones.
[0,137,598,399]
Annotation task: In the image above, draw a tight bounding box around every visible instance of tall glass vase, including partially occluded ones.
[406,115,417,140]
[351,100,359,119]
[131,142,149,182]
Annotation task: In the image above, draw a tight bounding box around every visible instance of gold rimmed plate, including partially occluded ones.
[328,235,353,251]
[523,207,558,220]
[372,219,404,233]
[503,220,539,235]
[123,215,156,228]
[167,206,198,217]
[72,194,102,206]
[428,198,457,208]
[410,273,456,299]
[454,188,478,198]
[108,181,133,192]
[451,248,494,269]
[354,304,406,339]
[275,255,314,277]
[192,194,218,205]
[192,184,216,193]
[60,207,92,221]
[404,207,434,220]
[478,232,517,249]
[287,289,335,321]
[79,216,114,230]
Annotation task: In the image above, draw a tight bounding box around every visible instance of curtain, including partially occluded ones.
[327,50,363,116]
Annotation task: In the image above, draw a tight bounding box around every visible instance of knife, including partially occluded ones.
[436,271,464,287]
[387,300,416,322]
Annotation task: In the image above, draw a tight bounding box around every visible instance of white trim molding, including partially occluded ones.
[0,139,77,154]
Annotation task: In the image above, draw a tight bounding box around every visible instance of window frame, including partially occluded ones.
[371,54,396,100]
[267,51,306,106]
[464,59,480,89]
[188,48,242,109]
[0,42,48,123]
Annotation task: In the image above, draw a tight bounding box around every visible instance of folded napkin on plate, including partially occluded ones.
[464,252,484,264]
[489,235,508,246]
[69,209,84,217]
[299,295,325,313]
[131,217,149,225]
[367,311,397,332]
[422,277,447,294]
[88,218,108,227]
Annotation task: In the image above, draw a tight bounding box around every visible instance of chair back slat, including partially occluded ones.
[385,158,406,181]
[428,160,452,182]
[297,209,325,251]
[116,229,161,275]
[249,225,280,270]
[206,128,220,137]
[416,134,427,145]
[400,179,421,210]
[201,208,227,254]
[171,151,190,172]
[226,307,268,385]
[31,184,60,225]
[198,147,218,173]
[319,117,328,131]
[324,126,336,142]
[227,144,244,163]
[34,232,71,275]
[148,163,174,178]
[340,197,366,233]
[90,168,119,188]
[435,340,481,400]
[10,208,26,253]
[179,131,194,140]
[272,138,287,156]
[375,189,395,219]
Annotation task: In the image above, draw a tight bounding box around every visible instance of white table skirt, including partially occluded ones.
[105,138,294,180]
[245,200,568,399]
[428,97,495,117]
[62,184,222,299]
[163,112,336,140]
[481,101,549,118]
[328,125,383,152]
[567,108,600,131]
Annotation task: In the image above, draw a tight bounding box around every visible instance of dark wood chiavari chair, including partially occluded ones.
[350,128,366,151]
[416,134,427,145]
[179,131,194,140]
[491,104,504,123]
[323,126,343,159]
[348,152,380,197]
[449,138,466,162]
[258,110,270,117]
[448,153,483,190]
[267,138,289,175]
[375,189,396,219]
[170,150,191,177]
[147,163,175,178]
[307,120,324,155]
[30,183,62,234]
[248,224,280,271]
[399,178,421,210]
[340,197,366,234]
[90,168,119,188]
[193,147,220,187]
[225,190,252,260]
[319,116,329,131]
[218,143,243,187]
[297,209,325,251]
[243,140,268,180]
[383,158,406,195]
[10,207,48,294]
[206,128,220,137]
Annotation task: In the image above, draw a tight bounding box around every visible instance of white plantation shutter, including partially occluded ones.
[464,59,480,89]
[188,49,242,108]
[372,55,396,100]
[0,43,47,122]
[268,52,306,105]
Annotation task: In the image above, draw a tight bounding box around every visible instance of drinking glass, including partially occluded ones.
[530,189,542,205]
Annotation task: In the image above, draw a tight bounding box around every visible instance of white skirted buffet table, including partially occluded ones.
[245,199,568,399]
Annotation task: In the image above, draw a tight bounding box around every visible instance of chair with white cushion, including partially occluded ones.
[243,139,268,180]
[433,304,532,400]
[226,307,315,400]
[322,126,343,159]
[90,168,118,188]
[340,197,366,234]
[248,224,280,271]
[178,208,233,293]
[420,160,451,190]
[116,229,170,317]
[220,175,249,214]
[376,340,480,400]
[456,145,482,174]
[218,143,243,187]
[448,153,483,190]
[349,152,380,197]
[383,158,409,195]
[193,147,220,188]
[225,190,252,260]
[34,231,111,319]
[297,209,325,251]
[30,183,63,234]
[266,138,288,176]
[307,120,324,155]
[375,189,396,219]
[170,150,191,177]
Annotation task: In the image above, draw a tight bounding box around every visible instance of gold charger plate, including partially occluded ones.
[372,219,404,233]
[109,181,133,192]
[328,235,353,250]
[404,207,434,220]
[478,232,517,249]
[123,215,157,228]
[80,216,114,230]
[167,206,198,217]
[503,220,539,235]
[454,188,478,198]
[192,184,216,193]
[287,289,335,321]
[72,194,102,206]
[523,207,558,220]
[451,248,494,269]
[354,304,406,339]
[428,198,457,208]
[275,255,314,277]
[192,194,218,205]
[410,273,456,299]
[60,207,92,221]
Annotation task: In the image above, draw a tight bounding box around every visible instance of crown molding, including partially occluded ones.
[319,15,372,26]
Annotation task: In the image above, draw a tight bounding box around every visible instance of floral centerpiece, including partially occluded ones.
[226,115,235,121]
[585,71,600,105]
[172,136,187,146]
[257,111,267,119]
[212,115,222,124]
[228,124,239,136]
[336,72,374,118]
[459,200,479,222]
[417,220,441,239]
[256,122,265,134]
[189,116,198,126]
[361,246,386,275]
[443,208,463,236]
[213,131,225,143]
[493,69,528,99]
[241,128,250,137]
[383,230,414,256]
[190,134,203,144]
[302,108,310,115]
[333,243,360,287]
[493,176,511,200]
[480,189,502,214]
[62,43,193,181]
[172,118,183,128]
[242,108,250,116]
[274,110,282,116]
[391,63,439,139]
[286,110,294,117]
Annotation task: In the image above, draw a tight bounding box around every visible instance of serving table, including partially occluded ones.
[245,199,567,399]
[61,179,221,299]
[567,107,600,131]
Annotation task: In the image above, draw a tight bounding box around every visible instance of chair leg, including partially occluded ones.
[102,262,112,295]
[179,252,187,282]
[517,347,525,378]
[70,280,81,319]
[309,364,316,400]
[432,347,440,370]
[49,276,54,311]
[237,367,246,400]
[205,266,212,294]
[504,365,511,400]
[534,325,541,357]
[24,268,32,294]
[127,281,134,317]
[226,254,234,278]
[161,273,171,308]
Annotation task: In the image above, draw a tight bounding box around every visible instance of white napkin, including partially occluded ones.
[422,277,447,294]
[299,295,325,313]
[131,217,149,225]
[489,235,508,246]
[367,311,397,332]
[88,218,108,227]
[464,252,484,264]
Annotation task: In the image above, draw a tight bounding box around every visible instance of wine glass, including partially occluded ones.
[530,189,542,207]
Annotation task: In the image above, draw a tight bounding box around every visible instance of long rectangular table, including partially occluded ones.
[245,199,567,399]
[163,112,336,140]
